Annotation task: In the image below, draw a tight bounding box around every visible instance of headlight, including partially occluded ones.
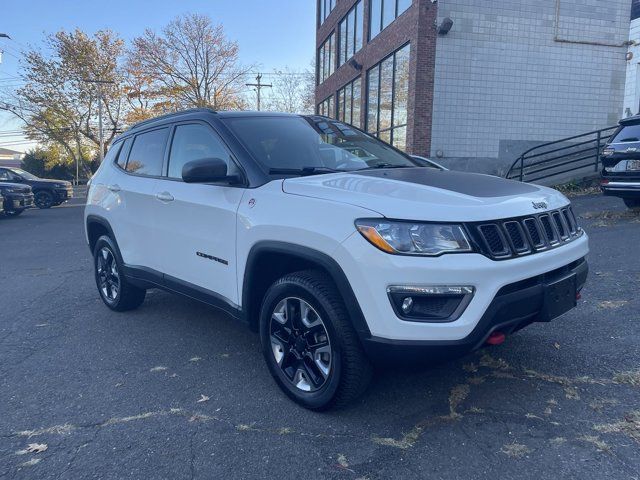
[0,188,18,193]
[355,219,473,256]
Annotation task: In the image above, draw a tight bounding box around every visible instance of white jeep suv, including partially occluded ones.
[85,109,589,409]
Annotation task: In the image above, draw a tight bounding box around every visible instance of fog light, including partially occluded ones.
[401,297,414,314]
[387,285,475,323]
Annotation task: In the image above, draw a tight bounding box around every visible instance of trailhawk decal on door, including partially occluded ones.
[196,251,229,266]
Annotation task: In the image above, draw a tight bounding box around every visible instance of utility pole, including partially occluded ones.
[0,33,10,65]
[82,78,114,162]
[246,74,272,111]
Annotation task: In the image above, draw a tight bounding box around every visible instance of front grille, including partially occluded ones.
[470,206,582,260]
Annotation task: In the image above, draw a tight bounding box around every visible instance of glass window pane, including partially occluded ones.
[346,10,355,59]
[116,138,132,169]
[393,44,410,127]
[378,57,393,133]
[397,0,412,17]
[392,126,407,151]
[339,19,347,66]
[370,0,382,39]
[345,83,353,124]
[168,124,232,179]
[367,65,379,133]
[379,130,391,143]
[337,88,344,122]
[126,128,168,176]
[382,0,395,29]
[355,1,364,52]
[329,33,335,77]
[353,79,361,128]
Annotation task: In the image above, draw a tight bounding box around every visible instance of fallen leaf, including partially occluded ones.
[197,394,209,403]
[26,443,47,453]
[189,357,202,363]
[337,454,349,468]
[149,366,168,372]
[554,343,560,350]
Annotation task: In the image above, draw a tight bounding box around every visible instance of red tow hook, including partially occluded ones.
[486,331,506,346]
[576,292,582,300]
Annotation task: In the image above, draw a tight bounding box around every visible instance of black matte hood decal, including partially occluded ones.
[353,168,539,198]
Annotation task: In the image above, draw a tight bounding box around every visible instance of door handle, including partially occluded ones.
[155,191,174,202]
[107,184,121,192]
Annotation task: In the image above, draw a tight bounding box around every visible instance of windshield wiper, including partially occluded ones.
[359,163,414,170]
[269,167,340,176]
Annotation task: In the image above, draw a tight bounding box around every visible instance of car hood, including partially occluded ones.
[0,182,31,193]
[30,178,72,186]
[281,168,568,221]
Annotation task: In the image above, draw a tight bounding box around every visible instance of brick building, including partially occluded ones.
[316,0,632,174]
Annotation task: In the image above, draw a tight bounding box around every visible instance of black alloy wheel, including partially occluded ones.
[34,191,54,209]
[96,245,120,305]
[269,296,332,392]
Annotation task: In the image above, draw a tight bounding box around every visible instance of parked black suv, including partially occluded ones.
[0,182,34,216]
[0,167,73,209]
[601,116,640,209]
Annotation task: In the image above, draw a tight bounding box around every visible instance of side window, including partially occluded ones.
[126,128,169,176]
[0,169,13,181]
[116,138,133,169]
[167,123,238,179]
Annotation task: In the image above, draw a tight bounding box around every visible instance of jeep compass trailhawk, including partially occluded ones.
[85,109,589,409]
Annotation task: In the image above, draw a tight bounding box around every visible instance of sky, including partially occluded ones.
[0,0,317,152]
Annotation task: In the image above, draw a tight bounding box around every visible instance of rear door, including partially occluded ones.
[109,128,169,272]
[153,122,245,307]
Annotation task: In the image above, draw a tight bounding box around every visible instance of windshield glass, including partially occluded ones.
[223,115,418,173]
[9,168,39,180]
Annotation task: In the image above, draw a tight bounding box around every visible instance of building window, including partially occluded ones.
[337,77,362,128]
[338,1,364,67]
[318,0,336,25]
[317,32,336,84]
[366,43,410,151]
[369,0,412,40]
[317,95,335,118]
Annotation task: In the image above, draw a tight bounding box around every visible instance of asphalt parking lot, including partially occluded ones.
[1,193,639,479]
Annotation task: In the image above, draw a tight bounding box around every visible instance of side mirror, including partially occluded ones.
[182,158,231,183]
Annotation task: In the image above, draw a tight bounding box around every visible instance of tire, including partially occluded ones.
[34,190,54,209]
[93,235,146,311]
[623,198,640,210]
[4,209,24,217]
[259,269,372,410]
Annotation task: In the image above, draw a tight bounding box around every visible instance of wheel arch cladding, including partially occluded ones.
[86,215,116,252]
[242,241,371,339]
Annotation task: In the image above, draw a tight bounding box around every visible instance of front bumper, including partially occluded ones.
[334,228,589,344]
[362,257,588,363]
[3,192,34,211]
[53,187,74,202]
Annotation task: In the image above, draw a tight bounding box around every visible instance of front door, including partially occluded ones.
[153,122,245,307]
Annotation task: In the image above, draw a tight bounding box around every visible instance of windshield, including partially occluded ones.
[223,115,418,173]
[9,168,39,180]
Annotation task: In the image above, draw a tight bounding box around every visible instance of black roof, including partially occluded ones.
[127,108,302,132]
[633,0,640,20]
[619,114,640,125]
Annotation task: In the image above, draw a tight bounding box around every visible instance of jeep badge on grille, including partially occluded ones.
[532,201,548,210]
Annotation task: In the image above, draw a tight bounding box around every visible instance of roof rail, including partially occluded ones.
[128,108,217,131]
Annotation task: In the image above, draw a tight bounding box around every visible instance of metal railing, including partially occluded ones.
[505,126,618,183]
